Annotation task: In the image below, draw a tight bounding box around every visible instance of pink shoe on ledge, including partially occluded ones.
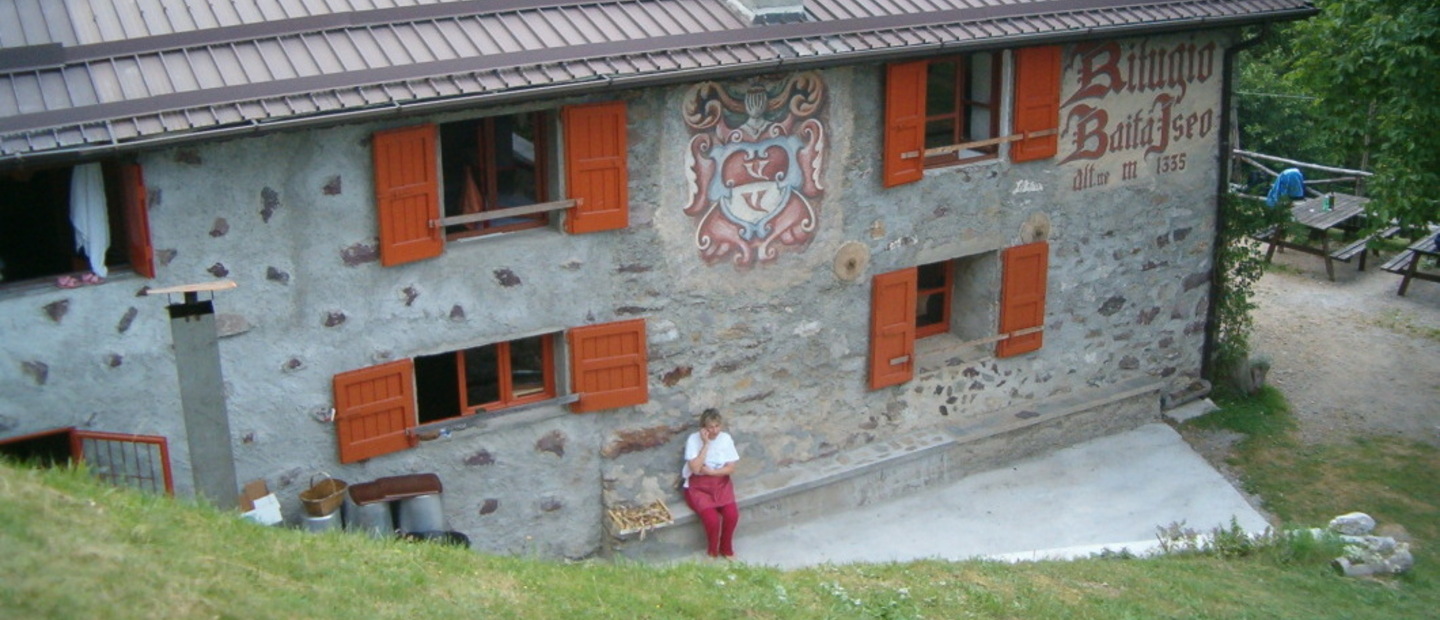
[56,275,80,288]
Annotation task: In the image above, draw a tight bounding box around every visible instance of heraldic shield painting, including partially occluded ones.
[682,72,827,267]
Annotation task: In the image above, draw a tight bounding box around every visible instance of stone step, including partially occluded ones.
[608,377,1165,563]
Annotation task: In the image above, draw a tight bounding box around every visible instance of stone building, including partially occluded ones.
[0,0,1314,558]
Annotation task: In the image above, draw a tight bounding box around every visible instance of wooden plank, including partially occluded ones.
[922,129,1058,157]
[1290,195,1365,229]
[1330,238,1370,261]
[1381,250,1416,273]
[144,280,237,295]
[432,198,575,227]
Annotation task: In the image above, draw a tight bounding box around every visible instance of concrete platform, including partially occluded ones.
[724,422,1270,568]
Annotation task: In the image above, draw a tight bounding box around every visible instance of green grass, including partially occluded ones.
[1371,308,1440,343]
[4,389,1439,619]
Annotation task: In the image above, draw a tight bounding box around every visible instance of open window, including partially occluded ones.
[868,242,1049,389]
[415,333,558,424]
[0,161,154,286]
[883,46,1061,187]
[372,101,629,267]
[440,111,553,238]
[0,427,173,495]
[334,319,648,463]
[923,53,1002,167]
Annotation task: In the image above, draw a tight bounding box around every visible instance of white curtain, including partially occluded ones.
[69,162,109,278]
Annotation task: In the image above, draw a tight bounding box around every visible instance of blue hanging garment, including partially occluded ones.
[1266,168,1306,207]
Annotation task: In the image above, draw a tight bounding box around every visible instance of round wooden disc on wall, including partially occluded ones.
[833,241,870,282]
[1019,212,1052,243]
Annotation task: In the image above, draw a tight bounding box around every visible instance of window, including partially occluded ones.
[334,319,648,463]
[0,161,154,285]
[415,334,556,424]
[440,112,552,238]
[924,53,1002,167]
[883,46,1061,187]
[0,427,173,494]
[373,101,629,267]
[915,261,954,338]
[869,242,1049,390]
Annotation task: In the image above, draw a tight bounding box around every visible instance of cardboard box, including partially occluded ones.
[238,479,283,526]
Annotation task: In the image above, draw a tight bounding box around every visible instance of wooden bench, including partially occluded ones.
[1381,230,1440,296]
[1259,224,1400,281]
[1250,225,1278,244]
[1380,250,1415,274]
[1330,225,1401,271]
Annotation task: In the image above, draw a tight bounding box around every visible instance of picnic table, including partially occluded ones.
[1380,228,1440,296]
[1254,193,1399,281]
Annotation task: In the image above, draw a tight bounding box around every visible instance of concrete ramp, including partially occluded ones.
[732,422,1270,568]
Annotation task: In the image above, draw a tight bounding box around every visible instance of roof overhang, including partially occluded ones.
[0,0,1317,169]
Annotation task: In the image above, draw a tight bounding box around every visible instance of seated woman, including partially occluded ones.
[682,408,740,559]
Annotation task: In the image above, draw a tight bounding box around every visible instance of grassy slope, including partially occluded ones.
[2,388,1436,619]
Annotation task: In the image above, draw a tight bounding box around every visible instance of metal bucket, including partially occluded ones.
[302,510,341,533]
[397,494,444,533]
[345,499,393,538]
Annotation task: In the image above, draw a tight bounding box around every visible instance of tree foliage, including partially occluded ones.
[1235,29,1330,180]
[1286,0,1440,230]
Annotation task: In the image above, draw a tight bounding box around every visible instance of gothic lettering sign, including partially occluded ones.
[1059,36,1220,190]
[682,73,827,267]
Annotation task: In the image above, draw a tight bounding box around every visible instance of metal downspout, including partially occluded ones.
[1200,25,1270,383]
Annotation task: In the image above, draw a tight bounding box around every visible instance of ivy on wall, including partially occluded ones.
[1210,193,1287,385]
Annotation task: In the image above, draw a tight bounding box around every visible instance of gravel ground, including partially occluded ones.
[1248,247,1440,446]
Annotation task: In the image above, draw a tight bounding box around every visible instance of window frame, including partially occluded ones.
[442,111,554,240]
[914,260,955,339]
[923,53,1003,168]
[456,333,557,415]
[372,101,629,267]
[0,427,174,495]
[868,242,1048,390]
[334,319,647,462]
[882,45,1061,187]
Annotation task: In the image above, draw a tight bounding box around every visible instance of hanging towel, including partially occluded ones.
[69,162,109,278]
[1266,168,1306,207]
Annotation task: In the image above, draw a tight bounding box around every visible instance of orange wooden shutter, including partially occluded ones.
[1011,46,1062,163]
[563,101,629,234]
[568,319,648,412]
[117,163,155,278]
[869,268,917,390]
[883,61,927,187]
[372,125,442,266]
[333,359,418,463]
[997,241,1049,357]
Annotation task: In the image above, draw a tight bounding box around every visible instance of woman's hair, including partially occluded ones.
[699,408,722,426]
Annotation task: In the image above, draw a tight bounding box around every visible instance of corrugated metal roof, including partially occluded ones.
[0,0,1316,165]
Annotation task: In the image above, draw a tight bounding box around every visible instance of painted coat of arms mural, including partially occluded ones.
[683,72,827,267]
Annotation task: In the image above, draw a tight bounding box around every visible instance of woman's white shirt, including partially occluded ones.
[681,431,738,487]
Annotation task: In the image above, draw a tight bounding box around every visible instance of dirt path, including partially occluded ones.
[1243,248,1440,446]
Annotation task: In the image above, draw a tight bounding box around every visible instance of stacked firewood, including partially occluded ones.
[607,499,673,536]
